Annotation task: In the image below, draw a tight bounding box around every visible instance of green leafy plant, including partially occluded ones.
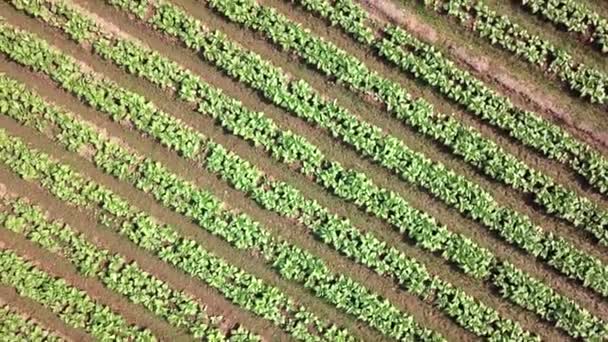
[0,194,257,341]
[0,249,155,341]
[0,305,63,341]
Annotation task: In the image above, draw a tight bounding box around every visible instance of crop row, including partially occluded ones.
[0,122,351,342]
[0,9,535,337]
[425,0,608,104]
[520,0,608,53]
[96,0,608,297]
[4,3,607,339]
[26,0,494,279]
[198,0,608,246]
[149,0,608,252]
[23,0,604,312]
[0,193,257,341]
[0,60,439,342]
[290,0,375,44]
[0,248,155,341]
[0,305,63,341]
[294,0,608,197]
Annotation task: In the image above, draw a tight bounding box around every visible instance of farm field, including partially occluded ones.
[1,0,608,340]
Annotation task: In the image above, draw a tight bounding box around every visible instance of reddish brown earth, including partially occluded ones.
[1,0,608,341]
[359,0,608,151]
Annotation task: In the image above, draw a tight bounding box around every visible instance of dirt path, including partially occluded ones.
[56,0,607,338]
[0,285,90,342]
[358,0,608,153]
[0,228,187,341]
[65,0,608,328]
[0,167,278,341]
[4,0,607,339]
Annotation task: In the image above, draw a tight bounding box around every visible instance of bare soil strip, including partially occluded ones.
[42,0,608,328]
[364,0,608,150]
[256,0,608,260]
[0,284,89,342]
[0,61,386,341]
[4,1,606,338]
[0,228,186,341]
[0,169,279,341]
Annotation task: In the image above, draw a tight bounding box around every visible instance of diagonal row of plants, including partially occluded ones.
[81,0,608,297]
[519,0,608,53]
[0,247,156,341]
[292,0,608,196]
[424,0,608,104]
[25,0,605,310]
[109,0,608,270]
[0,123,354,341]
[0,193,259,341]
[0,14,539,338]
[0,78,523,341]
[0,304,64,341]
[194,0,608,246]
[0,39,446,341]
[4,2,608,340]
[0,87,444,341]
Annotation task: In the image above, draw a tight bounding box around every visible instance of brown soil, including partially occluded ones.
[585,0,608,17]
[359,0,608,152]
[0,228,188,341]
[2,0,608,340]
[63,0,608,331]
[0,285,91,342]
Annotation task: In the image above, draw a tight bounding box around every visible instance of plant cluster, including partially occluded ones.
[0,63,437,341]
[376,25,608,195]
[426,0,608,104]
[0,123,350,342]
[0,305,63,341]
[4,0,608,339]
[200,0,608,247]
[0,5,536,336]
[0,195,256,341]
[49,0,607,317]
[290,0,375,44]
[107,0,608,300]
[285,0,608,196]
[521,0,608,53]
[0,249,155,341]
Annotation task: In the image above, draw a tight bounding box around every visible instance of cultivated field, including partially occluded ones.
[1,0,608,341]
